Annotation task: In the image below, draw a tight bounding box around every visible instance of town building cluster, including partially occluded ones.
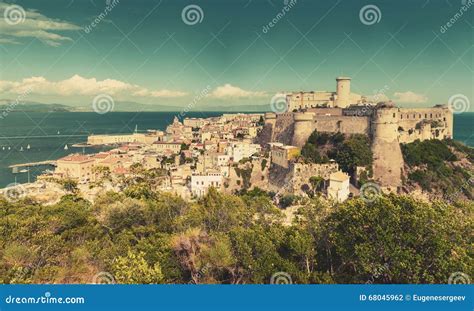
[45,113,265,199]
[25,77,453,204]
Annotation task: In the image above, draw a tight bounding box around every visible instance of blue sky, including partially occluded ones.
[0,0,473,110]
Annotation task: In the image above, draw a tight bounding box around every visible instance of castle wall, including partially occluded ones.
[273,113,295,145]
[396,107,453,142]
[313,116,370,135]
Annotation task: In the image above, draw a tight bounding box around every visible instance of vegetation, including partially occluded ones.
[401,139,472,199]
[301,131,373,174]
[1,187,471,284]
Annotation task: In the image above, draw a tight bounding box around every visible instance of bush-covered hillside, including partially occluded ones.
[401,139,473,200]
[1,189,471,284]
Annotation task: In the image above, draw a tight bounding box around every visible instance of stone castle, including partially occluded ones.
[261,77,454,190]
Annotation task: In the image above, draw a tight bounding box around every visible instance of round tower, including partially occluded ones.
[264,112,277,126]
[335,77,351,108]
[371,106,403,191]
[292,112,314,147]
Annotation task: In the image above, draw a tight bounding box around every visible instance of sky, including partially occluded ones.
[0,0,473,110]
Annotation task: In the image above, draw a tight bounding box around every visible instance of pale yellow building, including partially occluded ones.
[271,145,300,169]
[55,154,95,182]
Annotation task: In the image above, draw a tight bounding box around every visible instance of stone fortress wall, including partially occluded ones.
[262,77,454,189]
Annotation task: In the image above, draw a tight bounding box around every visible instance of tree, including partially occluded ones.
[112,250,164,284]
[309,176,324,195]
[61,179,78,194]
[320,194,472,283]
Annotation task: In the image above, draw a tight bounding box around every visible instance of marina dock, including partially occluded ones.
[9,160,57,169]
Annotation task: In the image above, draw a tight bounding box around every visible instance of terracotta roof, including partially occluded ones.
[93,153,110,159]
[58,154,92,162]
[114,167,128,174]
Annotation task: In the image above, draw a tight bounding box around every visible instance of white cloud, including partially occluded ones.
[393,91,428,104]
[0,2,80,46]
[209,84,267,99]
[0,75,188,98]
[366,93,390,103]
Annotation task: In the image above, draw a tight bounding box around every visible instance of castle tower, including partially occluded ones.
[262,112,277,142]
[335,77,351,108]
[371,106,404,191]
[442,105,454,139]
[292,112,314,147]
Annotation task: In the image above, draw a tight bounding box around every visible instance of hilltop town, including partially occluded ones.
[3,77,470,206]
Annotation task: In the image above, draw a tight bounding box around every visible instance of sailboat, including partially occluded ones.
[64,144,69,150]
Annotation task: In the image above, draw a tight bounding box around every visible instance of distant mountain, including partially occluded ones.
[0,100,72,112]
[0,99,271,113]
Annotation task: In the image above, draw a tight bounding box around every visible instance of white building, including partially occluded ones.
[190,173,223,197]
[327,171,350,202]
[226,142,261,162]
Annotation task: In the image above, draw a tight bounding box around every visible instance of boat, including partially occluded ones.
[20,146,24,152]
[2,147,4,151]
[64,144,69,150]
[8,146,11,150]
[57,131,60,135]
[27,144,31,150]
[19,169,29,173]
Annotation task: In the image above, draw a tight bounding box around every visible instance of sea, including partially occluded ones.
[0,112,472,188]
